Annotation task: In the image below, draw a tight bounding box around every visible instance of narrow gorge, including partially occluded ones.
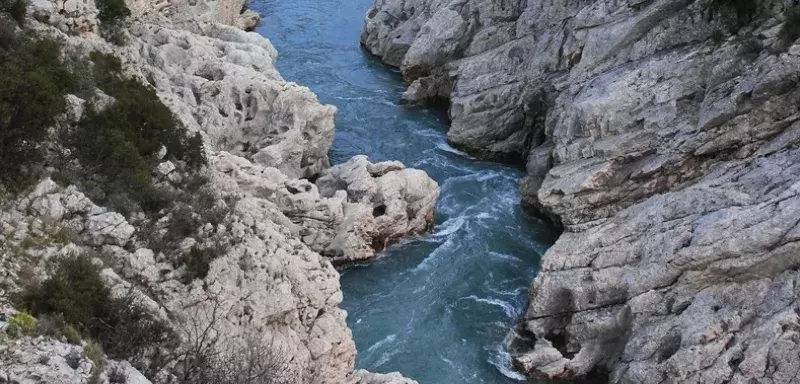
[1,0,799,383]
[252,0,559,382]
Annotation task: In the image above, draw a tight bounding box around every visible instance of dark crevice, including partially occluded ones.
[656,331,682,362]
[372,204,386,217]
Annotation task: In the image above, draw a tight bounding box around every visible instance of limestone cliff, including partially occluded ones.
[0,0,431,383]
[362,0,800,382]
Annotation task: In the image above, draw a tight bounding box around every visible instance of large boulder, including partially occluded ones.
[214,153,439,264]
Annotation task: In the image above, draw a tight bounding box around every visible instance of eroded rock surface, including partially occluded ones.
[0,336,150,384]
[0,0,434,383]
[214,152,438,264]
[363,0,800,382]
[347,369,420,384]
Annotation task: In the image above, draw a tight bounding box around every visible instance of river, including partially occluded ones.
[253,1,559,382]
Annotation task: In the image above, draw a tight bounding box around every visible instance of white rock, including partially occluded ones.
[30,194,66,221]
[84,212,135,246]
[156,161,176,176]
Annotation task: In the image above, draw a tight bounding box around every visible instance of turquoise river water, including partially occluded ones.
[254,1,559,382]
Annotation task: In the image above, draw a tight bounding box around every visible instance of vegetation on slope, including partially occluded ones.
[0,11,74,191]
[0,4,205,212]
[14,254,178,376]
[0,3,288,383]
[65,51,205,216]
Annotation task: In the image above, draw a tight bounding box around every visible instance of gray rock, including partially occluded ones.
[156,161,176,176]
[348,369,420,384]
[364,0,800,382]
[0,337,150,384]
[84,212,135,246]
[235,10,260,31]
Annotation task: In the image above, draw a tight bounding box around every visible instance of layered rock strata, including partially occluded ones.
[361,0,800,382]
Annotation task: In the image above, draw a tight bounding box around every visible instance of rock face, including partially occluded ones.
[347,369,420,384]
[214,153,438,264]
[363,0,800,382]
[0,336,151,384]
[0,0,436,383]
[124,22,336,179]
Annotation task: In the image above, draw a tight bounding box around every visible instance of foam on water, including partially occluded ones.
[409,237,457,273]
[460,296,519,319]
[429,215,467,238]
[488,251,525,264]
[488,344,528,381]
[435,142,473,157]
[367,334,398,353]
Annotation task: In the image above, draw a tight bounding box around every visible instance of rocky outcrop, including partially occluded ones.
[363,0,800,382]
[347,369,420,384]
[0,0,435,383]
[215,154,438,264]
[124,23,335,179]
[313,156,439,262]
[0,336,151,384]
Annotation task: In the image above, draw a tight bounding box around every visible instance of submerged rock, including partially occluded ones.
[363,0,800,382]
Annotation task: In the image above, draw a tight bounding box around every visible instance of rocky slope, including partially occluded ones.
[362,0,800,382]
[0,0,433,382]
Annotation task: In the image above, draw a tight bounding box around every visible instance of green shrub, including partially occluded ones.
[0,0,27,25]
[38,313,66,336]
[96,0,130,46]
[0,11,207,220]
[65,53,205,215]
[63,324,82,344]
[85,340,104,367]
[780,6,800,46]
[88,51,122,84]
[19,255,111,327]
[0,23,73,191]
[96,0,130,26]
[182,246,216,283]
[9,311,37,335]
[16,255,178,375]
[5,323,20,338]
[104,292,177,364]
[38,314,83,344]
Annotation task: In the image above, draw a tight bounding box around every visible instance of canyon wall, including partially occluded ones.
[362,0,800,382]
[1,0,430,383]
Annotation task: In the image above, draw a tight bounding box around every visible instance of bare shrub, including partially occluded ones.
[167,296,296,384]
[193,330,294,384]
